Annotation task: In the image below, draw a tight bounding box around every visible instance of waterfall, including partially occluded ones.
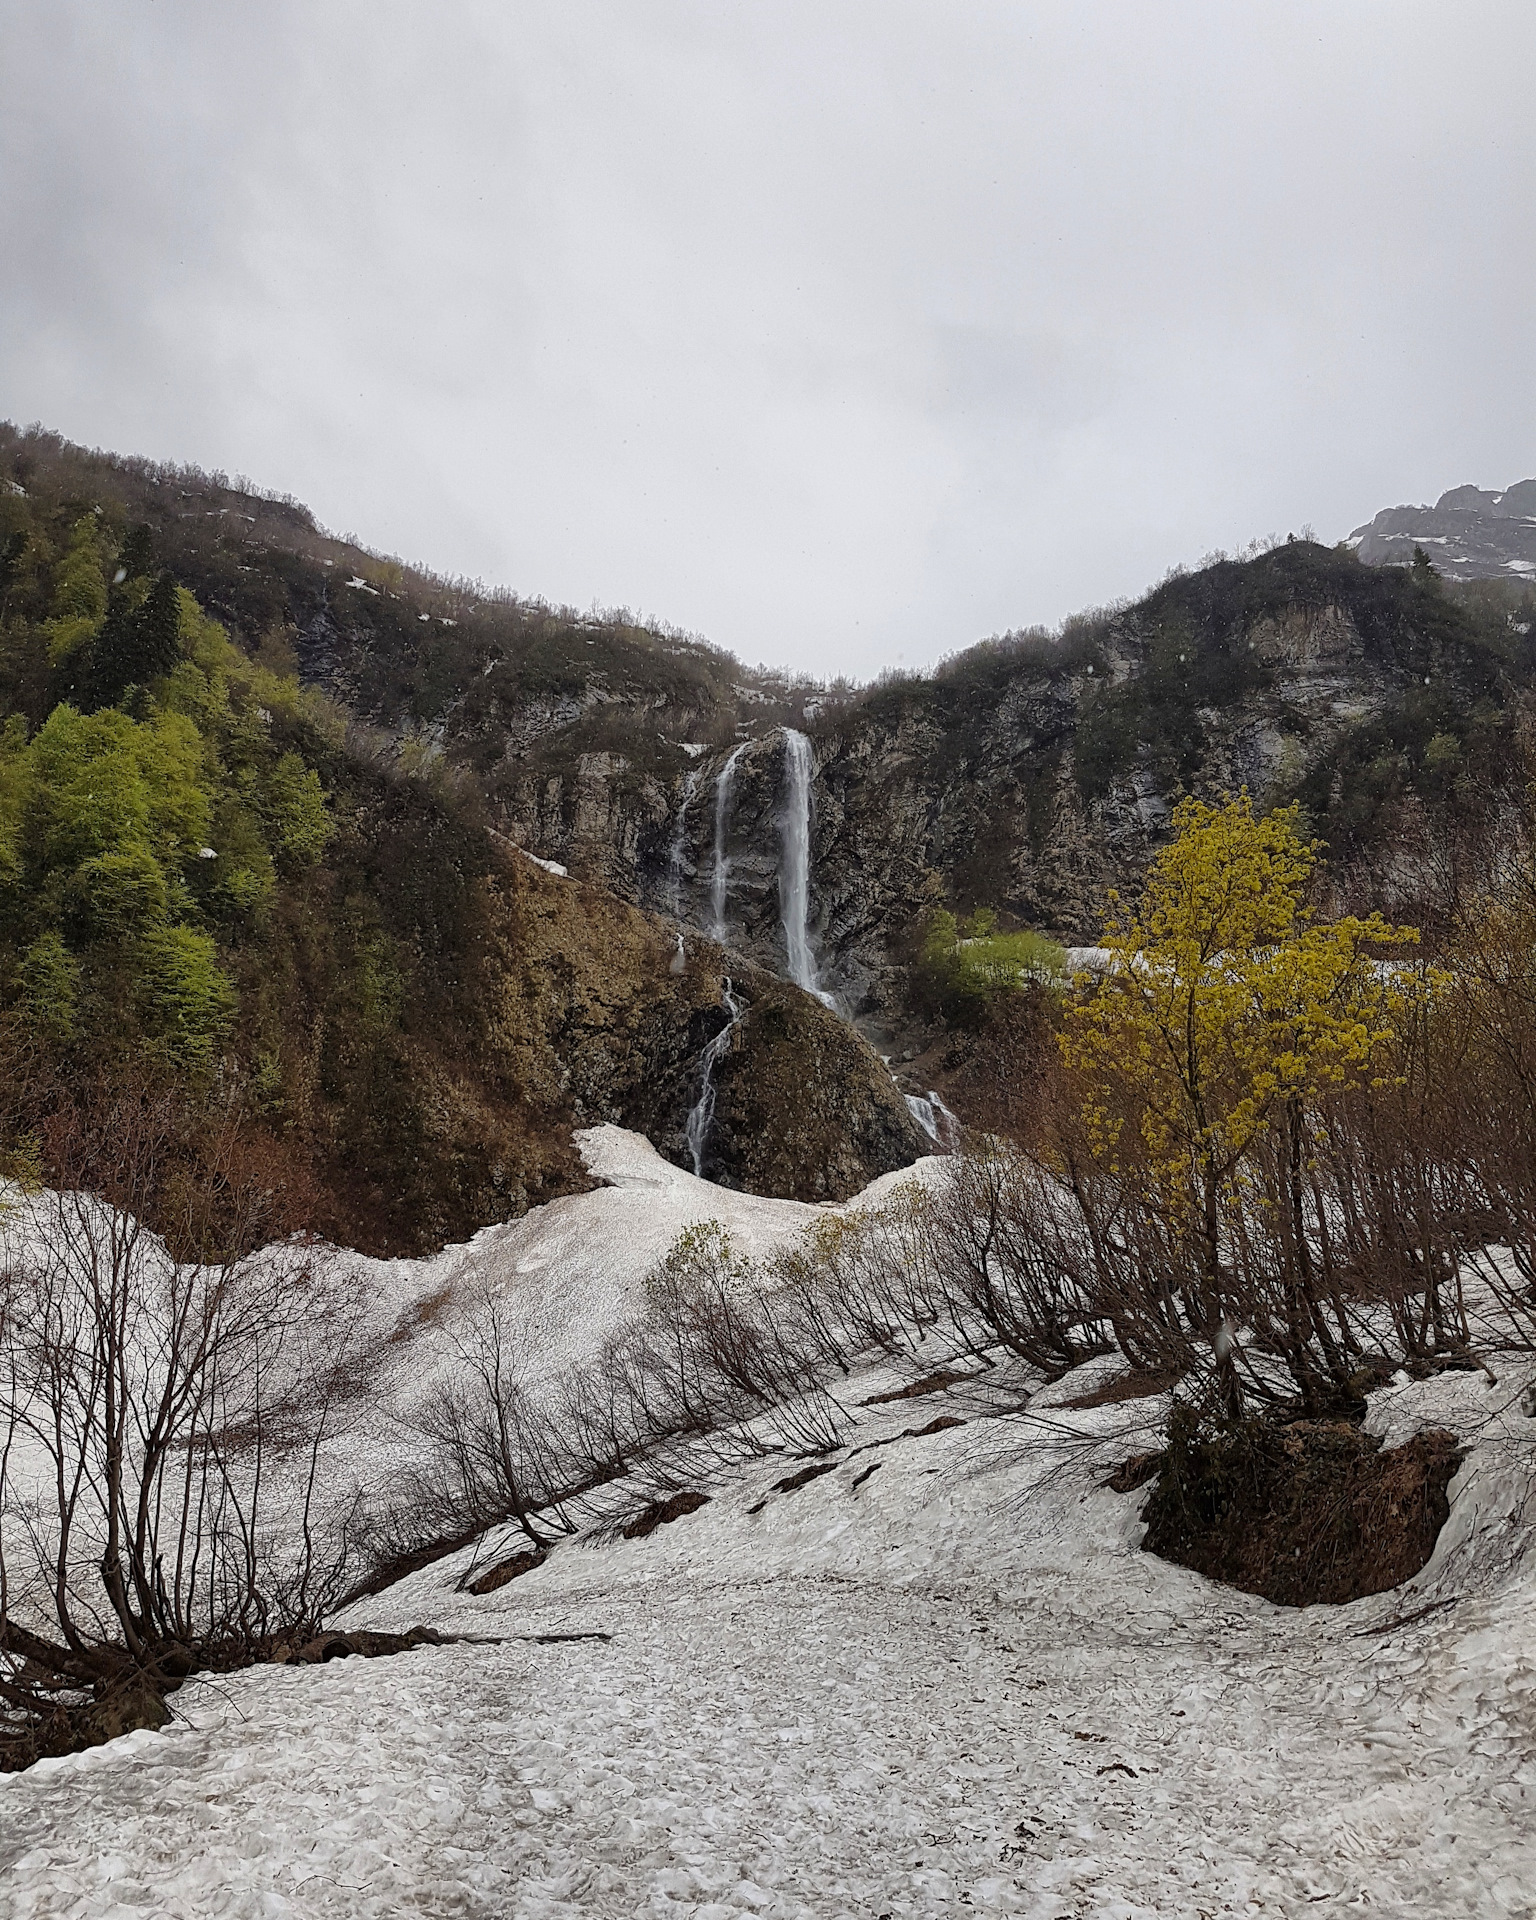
[667,770,700,918]
[685,978,745,1178]
[779,728,831,1004]
[905,1089,960,1150]
[710,745,748,942]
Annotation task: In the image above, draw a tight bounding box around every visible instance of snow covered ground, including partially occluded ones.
[324,1124,948,1434]
[3,1135,1535,1918]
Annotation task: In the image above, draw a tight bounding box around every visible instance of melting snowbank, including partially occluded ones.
[339,1125,944,1415]
[4,1335,1533,1916]
[4,1137,1534,1917]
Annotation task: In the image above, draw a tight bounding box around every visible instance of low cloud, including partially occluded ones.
[3,1,1532,677]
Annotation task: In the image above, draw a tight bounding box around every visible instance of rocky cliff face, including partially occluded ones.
[1351,480,1536,584]
[489,853,926,1200]
[11,425,1533,1089]
[476,543,1531,1040]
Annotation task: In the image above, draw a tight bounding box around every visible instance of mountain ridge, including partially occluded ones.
[1349,477,1536,584]
[8,420,1535,1063]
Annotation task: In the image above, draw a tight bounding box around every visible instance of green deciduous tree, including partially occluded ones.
[1061,793,1425,1405]
[263,751,333,868]
[136,923,236,1070]
[26,704,209,876]
[45,516,109,664]
[917,907,1064,1024]
[20,929,80,1040]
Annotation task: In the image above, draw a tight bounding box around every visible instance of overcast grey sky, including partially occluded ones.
[3,3,1532,677]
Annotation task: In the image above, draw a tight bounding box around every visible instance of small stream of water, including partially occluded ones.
[684,978,746,1177]
[710,746,748,942]
[904,1089,961,1149]
[667,770,700,918]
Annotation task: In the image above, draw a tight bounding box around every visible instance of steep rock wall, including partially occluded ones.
[483,553,1514,1030]
[488,855,926,1202]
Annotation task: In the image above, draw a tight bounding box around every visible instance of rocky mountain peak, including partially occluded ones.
[1350,477,1536,583]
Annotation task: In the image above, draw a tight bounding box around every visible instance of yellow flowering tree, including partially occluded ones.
[1061,794,1422,1388]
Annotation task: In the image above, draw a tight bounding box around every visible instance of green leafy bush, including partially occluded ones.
[917,908,1065,1023]
[136,923,237,1069]
[20,929,80,1039]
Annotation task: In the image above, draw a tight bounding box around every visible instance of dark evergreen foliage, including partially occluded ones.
[117,521,154,581]
[0,530,25,593]
[81,572,183,709]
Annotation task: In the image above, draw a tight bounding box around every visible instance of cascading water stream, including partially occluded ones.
[684,978,745,1178]
[904,1089,960,1150]
[710,745,748,942]
[667,770,700,918]
[779,728,834,1007]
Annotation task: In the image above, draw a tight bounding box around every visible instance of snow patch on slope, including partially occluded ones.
[4,1358,1533,1917]
[3,1134,1534,1917]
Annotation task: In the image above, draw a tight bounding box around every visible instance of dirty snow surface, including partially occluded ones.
[4,1133,1535,1918]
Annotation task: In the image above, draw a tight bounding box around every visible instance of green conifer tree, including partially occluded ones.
[86,572,184,709]
[117,523,154,581]
[0,530,26,593]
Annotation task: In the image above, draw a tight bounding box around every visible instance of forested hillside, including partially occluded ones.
[9,420,1536,1065]
[0,425,921,1250]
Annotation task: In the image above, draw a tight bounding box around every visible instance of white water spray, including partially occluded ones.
[904,1089,961,1150]
[710,745,748,942]
[667,770,700,919]
[779,729,831,1004]
[685,978,745,1178]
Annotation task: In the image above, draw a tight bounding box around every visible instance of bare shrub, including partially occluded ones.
[916,1143,1114,1377]
[400,1291,578,1561]
[390,1219,865,1568]
[1434,868,1536,1353]
[642,1222,851,1454]
[0,1091,364,1767]
[771,1192,953,1364]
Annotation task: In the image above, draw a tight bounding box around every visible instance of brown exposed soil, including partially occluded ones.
[465,1547,549,1594]
[620,1489,713,1539]
[1103,1450,1164,1493]
[772,1461,841,1494]
[1141,1410,1463,1606]
[1060,1367,1182,1410]
[863,1368,978,1406]
[387,1283,457,1344]
[269,1626,484,1663]
[904,1414,967,1437]
[341,1522,484,1604]
[845,1413,971,1464]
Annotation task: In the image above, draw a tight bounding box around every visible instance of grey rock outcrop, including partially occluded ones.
[495,853,927,1196]
[483,542,1515,1040]
[1350,480,1536,584]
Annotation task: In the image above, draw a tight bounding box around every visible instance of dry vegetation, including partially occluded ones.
[373,794,1536,1618]
[0,1086,367,1770]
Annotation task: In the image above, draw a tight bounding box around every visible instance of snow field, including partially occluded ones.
[4,1353,1533,1918]
[334,1126,948,1413]
[3,1129,1534,1917]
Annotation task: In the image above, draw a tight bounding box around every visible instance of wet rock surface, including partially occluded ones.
[496,858,925,1202]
